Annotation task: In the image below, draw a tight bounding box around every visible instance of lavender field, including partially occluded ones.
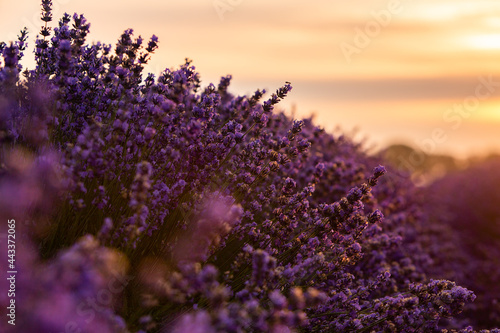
[1,2,500,332]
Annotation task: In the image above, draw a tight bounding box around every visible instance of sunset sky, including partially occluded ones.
[2,0,500,157]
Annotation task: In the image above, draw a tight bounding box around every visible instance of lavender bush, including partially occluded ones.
[0,2,498,332]
[421,157,500,330]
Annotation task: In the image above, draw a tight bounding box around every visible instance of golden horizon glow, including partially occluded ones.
[462,34,500,50]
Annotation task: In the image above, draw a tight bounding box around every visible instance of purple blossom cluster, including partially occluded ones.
[0,2,499,332]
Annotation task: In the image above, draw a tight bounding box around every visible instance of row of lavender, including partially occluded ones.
[0,2,498,332]
[420,157,500,330]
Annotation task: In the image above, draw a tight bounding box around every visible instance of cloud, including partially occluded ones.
[287,77,500,101]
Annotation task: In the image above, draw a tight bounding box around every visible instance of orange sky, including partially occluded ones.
[2,0,500,158]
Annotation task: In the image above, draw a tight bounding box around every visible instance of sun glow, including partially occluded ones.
[476,101,500,122]
[464,34,500,50]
